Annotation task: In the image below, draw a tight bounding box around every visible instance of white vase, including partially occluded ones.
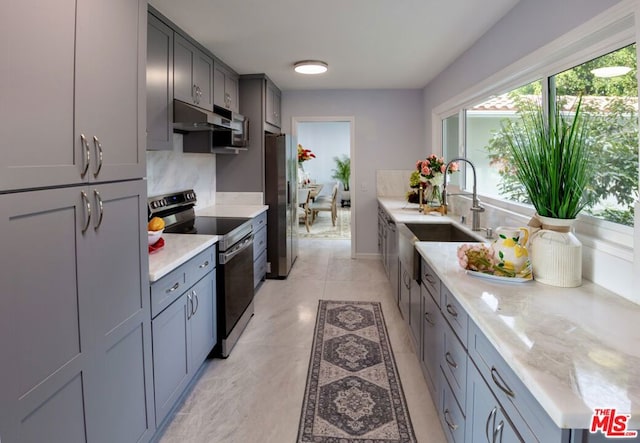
[529,215,582,287]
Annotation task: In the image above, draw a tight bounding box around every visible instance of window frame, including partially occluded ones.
[431,4,637,255]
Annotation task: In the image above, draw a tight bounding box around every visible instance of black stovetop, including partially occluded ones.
[164,216,250,236]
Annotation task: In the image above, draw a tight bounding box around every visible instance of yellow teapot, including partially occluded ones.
[490,226,531,276]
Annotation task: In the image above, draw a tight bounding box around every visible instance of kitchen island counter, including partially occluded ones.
[148,233,218,282]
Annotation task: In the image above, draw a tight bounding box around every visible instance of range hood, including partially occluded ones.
[173,100,233,132]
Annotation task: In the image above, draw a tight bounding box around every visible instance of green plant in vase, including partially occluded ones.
[502,97,593,287]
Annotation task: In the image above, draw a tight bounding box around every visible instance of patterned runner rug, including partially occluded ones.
[297,300,417,443]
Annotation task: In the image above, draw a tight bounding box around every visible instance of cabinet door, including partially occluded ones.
[174,33,195,105]
[399,265,411,322]
[76,0,146,183]
[193,50,214,111]
[214,65,226,108]
[189,272,217,370]
[226,74,239,113]
[147,13,174,151]
[409,277,421,349]
[1,1,79,191]
[265,81,281,127]
[152,294,190,427]
[466,364,524,443]
[79,180,154,443]
[422,287,442,398]
[0,186,89,443]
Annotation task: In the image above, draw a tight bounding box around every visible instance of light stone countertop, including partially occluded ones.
[377,197,640,429]
[196,204,268,218]
[416,242,640,429]
[148,233,218,282]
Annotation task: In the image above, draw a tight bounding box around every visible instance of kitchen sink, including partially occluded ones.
[403,223,481,243]
[398,222,482,280]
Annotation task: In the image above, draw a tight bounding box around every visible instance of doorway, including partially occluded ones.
[292,116,355,259]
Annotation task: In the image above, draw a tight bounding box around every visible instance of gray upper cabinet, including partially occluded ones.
[1,0,146,192]
[265,79,282,128]
[147,13,174,151]
[174,34,214,112]
[214,62,240,113]
[0,180,153,443]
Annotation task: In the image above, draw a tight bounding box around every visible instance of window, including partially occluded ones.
[447,44,638,227]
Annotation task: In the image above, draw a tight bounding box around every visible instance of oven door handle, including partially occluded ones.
[219,234,254,264]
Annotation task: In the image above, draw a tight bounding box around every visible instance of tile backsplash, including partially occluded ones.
[147,134,217,208]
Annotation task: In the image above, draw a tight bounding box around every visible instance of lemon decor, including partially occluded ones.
[490,227,531,277]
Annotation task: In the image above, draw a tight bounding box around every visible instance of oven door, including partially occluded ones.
[218,234,254,338]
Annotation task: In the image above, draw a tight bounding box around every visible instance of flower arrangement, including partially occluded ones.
[297,144,316,163]
[457,243,532,279]
[407,154,459,204]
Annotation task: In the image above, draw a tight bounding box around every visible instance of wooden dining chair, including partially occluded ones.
[297,188,312,232]
[309,183,338,226]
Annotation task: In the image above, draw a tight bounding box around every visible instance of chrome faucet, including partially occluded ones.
[442,158,485,231]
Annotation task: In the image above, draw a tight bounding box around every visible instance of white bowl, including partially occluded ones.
[148,229,163,245]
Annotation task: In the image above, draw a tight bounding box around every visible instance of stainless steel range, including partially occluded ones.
[148,190,254,357]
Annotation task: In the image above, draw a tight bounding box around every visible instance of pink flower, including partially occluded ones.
[440,164,446,173]
[415,160,422,170]
[422,165,431,176]
[448,162,459,172]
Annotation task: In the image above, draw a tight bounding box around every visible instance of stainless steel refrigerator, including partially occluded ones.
[265,134,298,278]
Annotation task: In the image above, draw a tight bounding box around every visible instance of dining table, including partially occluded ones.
[303,183,324,201]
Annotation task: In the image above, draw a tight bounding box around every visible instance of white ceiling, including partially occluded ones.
[149,0,520,91]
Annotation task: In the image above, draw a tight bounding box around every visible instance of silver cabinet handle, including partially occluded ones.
[192,290,199,316]
[491,366,515,397]
[93,190,104,230]
[92,136,103,177]
[81,191,91,233]
[165,282,180,294]
[485,407,497,443]
[446,303,458,318]
[443,408,458,431]
[494,420,504,443]
[80,134,90,178]
[424,311,435,326]
[198,260,209,269]
[424,273,436,285]
[186,292,193,320]
[445,351,458,369]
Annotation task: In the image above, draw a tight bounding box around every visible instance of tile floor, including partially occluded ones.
[158,238,447,443]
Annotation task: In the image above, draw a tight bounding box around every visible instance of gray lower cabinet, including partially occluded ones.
[147,13,174,151]
[150,248,217,428]
[421,286,443,397]
[253,211,268,289]
[0,180,153,443]
[2,0,146,192]
[466,362,527,443]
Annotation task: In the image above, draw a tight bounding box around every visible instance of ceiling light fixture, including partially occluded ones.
[590,66,632,78]
[294,60,328,75]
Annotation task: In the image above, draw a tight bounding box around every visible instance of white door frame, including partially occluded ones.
[292,116,356,259]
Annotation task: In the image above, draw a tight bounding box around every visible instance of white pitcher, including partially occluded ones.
[491,226,530,275]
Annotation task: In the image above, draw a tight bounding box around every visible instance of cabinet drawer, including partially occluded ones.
[254,249,267,288]
[185,247,215,285]
[151,266,186,319]
[253,225,267,261]
[441,286,468,347]
[421,258,441,304]
[440,371,466,443]
[468,322,565,443]
[252,211,267,232]
[442,326,468,412]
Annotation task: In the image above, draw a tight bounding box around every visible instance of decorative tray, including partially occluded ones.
[465,269,532,283]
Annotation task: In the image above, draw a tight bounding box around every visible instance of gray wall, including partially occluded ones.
[282,89,424,256]
[422,0,621,146]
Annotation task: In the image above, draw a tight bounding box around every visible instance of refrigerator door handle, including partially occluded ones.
[287,180,291,205]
